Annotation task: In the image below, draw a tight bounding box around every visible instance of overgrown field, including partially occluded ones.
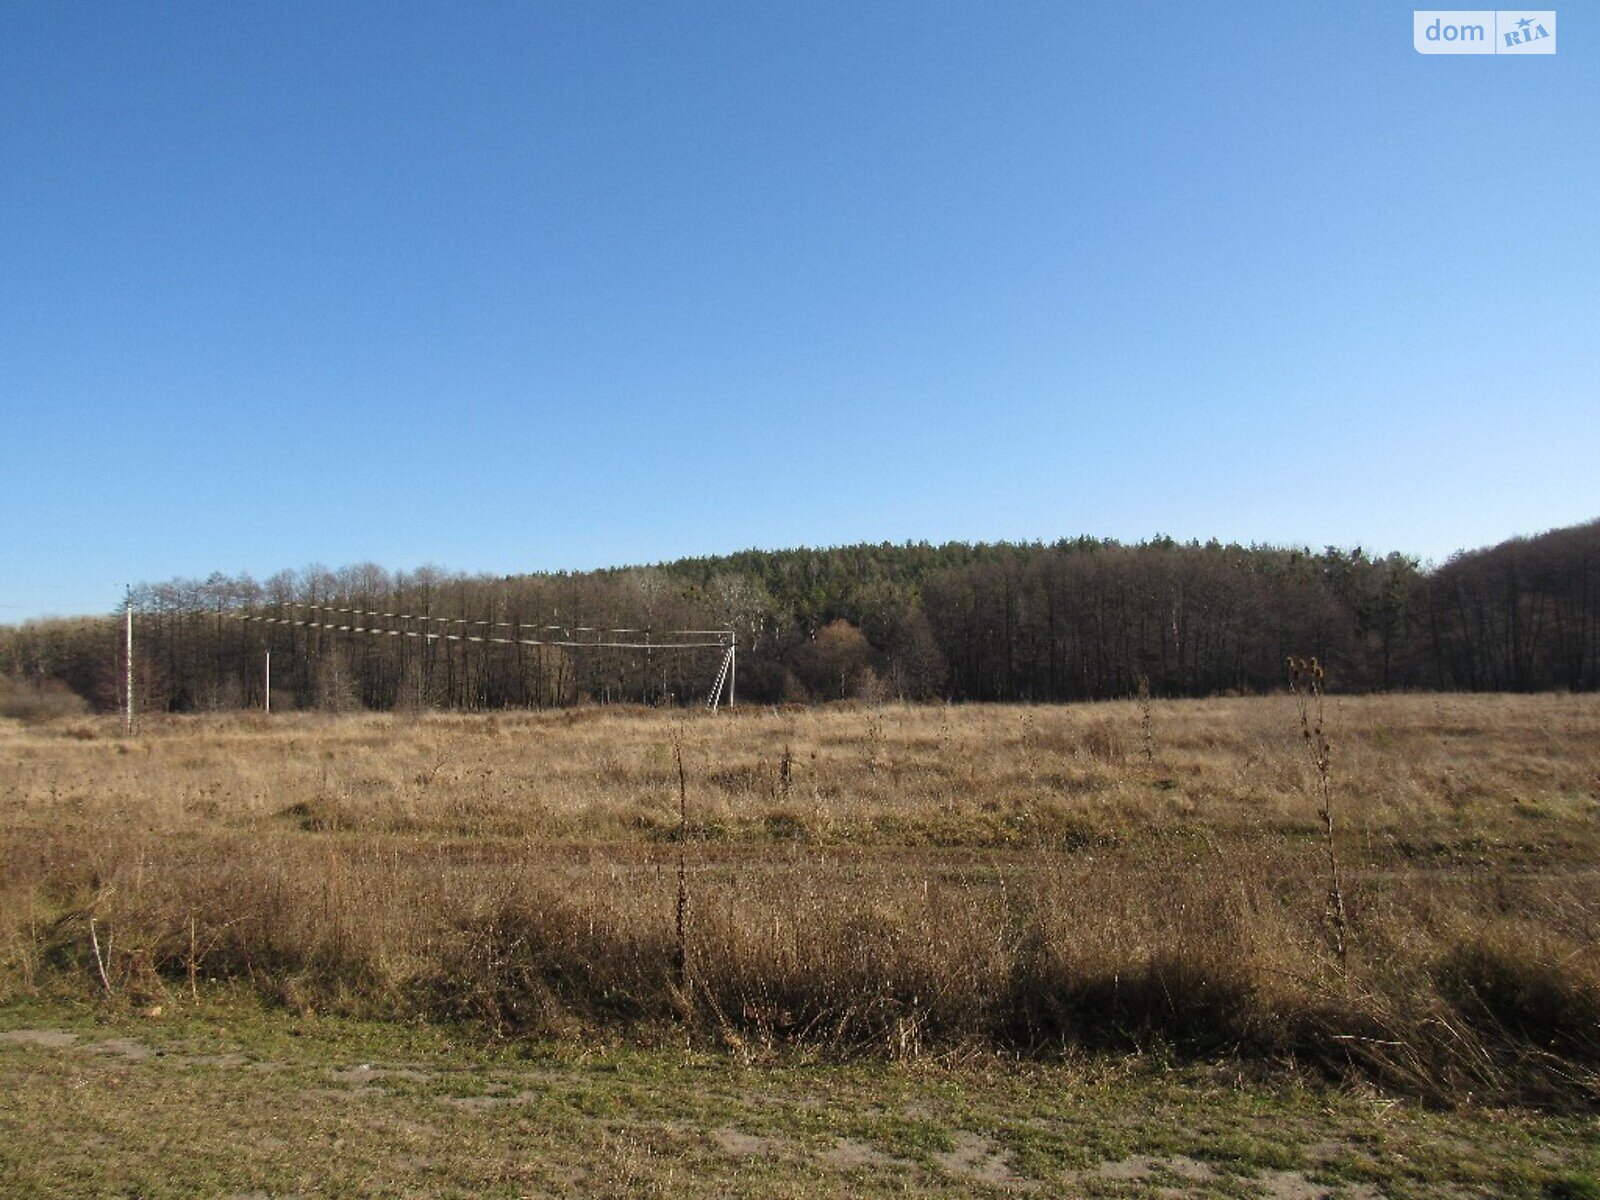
[2,695,1597,1113]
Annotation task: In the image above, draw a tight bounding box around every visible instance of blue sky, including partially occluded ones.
[2,2,1594,619]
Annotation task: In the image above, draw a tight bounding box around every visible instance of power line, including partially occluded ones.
[227,611,730,651]
[275,601,729,641]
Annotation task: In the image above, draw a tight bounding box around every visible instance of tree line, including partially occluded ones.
[2,519,1596,713]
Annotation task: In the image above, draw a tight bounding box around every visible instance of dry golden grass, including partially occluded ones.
[2,694,1597,1107]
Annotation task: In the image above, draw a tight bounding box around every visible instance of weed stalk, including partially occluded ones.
[672,728,691,992]
[1289,656,1347,962]
[1137,673,1154,762]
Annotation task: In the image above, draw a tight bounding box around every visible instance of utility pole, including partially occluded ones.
[124,587,134,735]
[264,649,271,714]
[729,630,736,708]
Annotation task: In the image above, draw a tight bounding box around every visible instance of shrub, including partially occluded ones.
[0,675,88,723]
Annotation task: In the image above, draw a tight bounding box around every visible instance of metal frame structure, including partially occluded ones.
[227,602,737,709]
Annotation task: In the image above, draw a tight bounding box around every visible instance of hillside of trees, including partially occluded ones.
[3,520,1596,713]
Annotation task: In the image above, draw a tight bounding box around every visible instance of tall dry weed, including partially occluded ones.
[1288,657,1348,962]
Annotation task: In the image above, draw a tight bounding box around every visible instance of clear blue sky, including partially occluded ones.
[3,2,1594,619]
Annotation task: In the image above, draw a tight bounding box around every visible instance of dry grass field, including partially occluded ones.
[3,693,1597,1110]
[3,694,1600,1196]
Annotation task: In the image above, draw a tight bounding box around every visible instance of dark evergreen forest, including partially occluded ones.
[4,520,1596,712]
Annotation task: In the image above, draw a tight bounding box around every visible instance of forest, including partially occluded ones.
[2,519,1596,712]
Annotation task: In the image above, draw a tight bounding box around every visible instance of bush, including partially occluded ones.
[0,675,88,723]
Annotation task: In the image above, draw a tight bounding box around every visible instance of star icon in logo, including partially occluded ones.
[1517,16,1533,29]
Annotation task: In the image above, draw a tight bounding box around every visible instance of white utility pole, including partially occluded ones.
[124,588,134,735]
[729,631,736,708]
[264,649,272,714]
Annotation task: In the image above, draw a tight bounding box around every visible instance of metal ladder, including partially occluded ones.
[705,644,734,711]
